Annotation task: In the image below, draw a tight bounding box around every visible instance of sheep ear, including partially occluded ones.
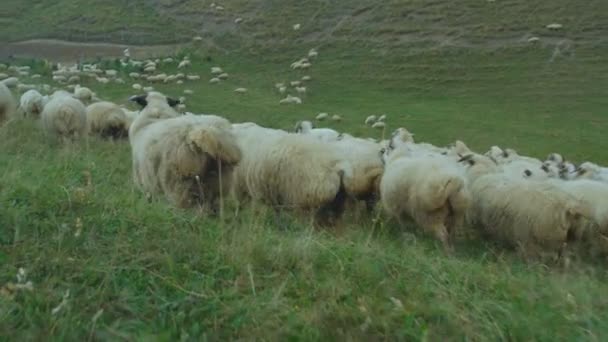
[457,154,473,163]
[524,170,532,177]
[167,97,180,107]
[129,95,147,108]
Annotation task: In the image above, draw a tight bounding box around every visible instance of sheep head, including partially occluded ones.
[129,92,180,108]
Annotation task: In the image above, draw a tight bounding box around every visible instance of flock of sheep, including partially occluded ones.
[1,56,607,265]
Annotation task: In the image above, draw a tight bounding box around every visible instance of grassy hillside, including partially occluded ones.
[2,0,607,50]
[2,0,608,340]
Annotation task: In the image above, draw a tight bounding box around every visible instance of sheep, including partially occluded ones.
[209,78,221,84]
[18,89,44,118]
[295,86,307,95]
[235,17,243,24]
[218,73,229,80]
[279,95,302,105]
[0,82,16,122]
[381,148,471,252]
[129,92,241,210]
[129,72,141,78]
[73,85,93,104]
[3,77,19,88]
[331,114,342,122]
[234,88,247,93]
[293,23,301,31]
[231,123,350,225]
[17,84,36,92]
[308,49,318,58]
[184,89,194,95]
[178,60,191,69]
[143,86,154,93]
[86,101,130,139]
[211,67,223,75]
[290,80,301,87]
[315,112,328,120]
[40,92,87,142]
[301,75,312,82]
[365,115,377,125]
[294,120,340,142]
[459,154,587,261]
[193,36,203,42]
[132,83,143,90]
[0,73,8,80]
[371,122,385,129]
[550,179,608,236]
[163,58,174,63]
[187,75,201,81]
[329,135,384,211]
[278,86,287,94]
[574,162,608,182]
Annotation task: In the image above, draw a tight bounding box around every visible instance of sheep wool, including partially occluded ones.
[0,82,16,122]
[86,101,130,139]
[40,93,87,142]
[19,89,44,118]
[129,92,241,210]
[381,153,471,252]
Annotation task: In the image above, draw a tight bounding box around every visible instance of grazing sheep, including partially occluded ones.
[2,77,19,88]
[302,75,312,82]
[0,73,8,80]
[279,95,302,105]
[365,115,377,126]
[19,89,44,118]
[371,121,385,129]
[331,114,342,122]
[315,112,328,120]
[40,92,87,142]
[231,124,351,225]
[73,85,93,104]
[293,23,301,31]
[209,78,220,84]
[234,88,247,93]
[184,89,194,95]
[294,120,340,142]
[211,67,223,75]
[129,92,241,210]
[459,154,587,261]
[178,60,191,69]
[295,86,307,95]
[308,49,318,58]
[186,75,201,81]
[290,80,302,86]
[381,148,471,252]
[86,101,130,139]
[132,83,143,90]
[0,82,16,122]
[218,73,229,80]
[235,17,243,24]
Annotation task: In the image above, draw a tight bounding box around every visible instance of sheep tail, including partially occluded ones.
[187,126,242,165]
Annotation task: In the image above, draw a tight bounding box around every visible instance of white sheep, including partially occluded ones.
[178,60,191,69]
[3,77,19,88]
[315,112,328,121]
[231,123,351,225]
[371,121,385,129]
[211,67,223,75]
[381,148,471,252]
[218,73,229,80]
[73,85,94,103]
[0,82,16,122]
[209,78,220,84]
[459,154,587,261]
[301,75,312,82]
[364,115,377,126]
[132,83,143,90]
[40,92,87,142]
[295,86,307,95]
[331,114,342,122]
[18,89,44,118]
[187,75,201,81]
[184,89,194,95]
[279,95,302,105]
[129,92,241,210]
[234,88,247,93]
[86,101,130,139]
[235,17,243,24]
[574,162,608,182]
[294,120,340,142]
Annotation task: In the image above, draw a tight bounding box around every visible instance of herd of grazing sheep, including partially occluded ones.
[1,56,608,266]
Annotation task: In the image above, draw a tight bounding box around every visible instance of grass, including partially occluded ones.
[2,0,608,339]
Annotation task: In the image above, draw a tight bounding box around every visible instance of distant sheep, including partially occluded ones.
[40,92,87,142]
[129,92,241,210]
[294,120,340,142]
[73,85,94,104]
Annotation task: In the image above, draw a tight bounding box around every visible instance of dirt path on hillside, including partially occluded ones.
[0,39,185,63]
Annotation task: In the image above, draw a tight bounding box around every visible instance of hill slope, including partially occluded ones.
[2,0,607,51]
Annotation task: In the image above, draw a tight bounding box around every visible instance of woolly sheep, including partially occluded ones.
[365,115,377,125]
[86,101,130,139]
[40,92,87,142]
[308,49,318,58]
[19,89,44,118]
[184,89,194,95]
[178,60,191,69]
[574,162,608,182]
[133,83,142,90]
[295,86,307,95]
[211,67,223,75]
[209,78,220,84]
[331,114,342,122]
[293,23,301,31]
[459,154,587,261]
[218,73,229,80]
[234,88,247,93]
[3,77,19,88]
[381,148,471,252]
[371,122,385,129]
[73,85,93,103]
[302,75,312,82]
[129,92,241,210]
[235,17,243,24]
[0,73,8,80]
[231,124,351,225]
[0,82,16,122]
[187,75,201,81]
[129,72,141,78]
